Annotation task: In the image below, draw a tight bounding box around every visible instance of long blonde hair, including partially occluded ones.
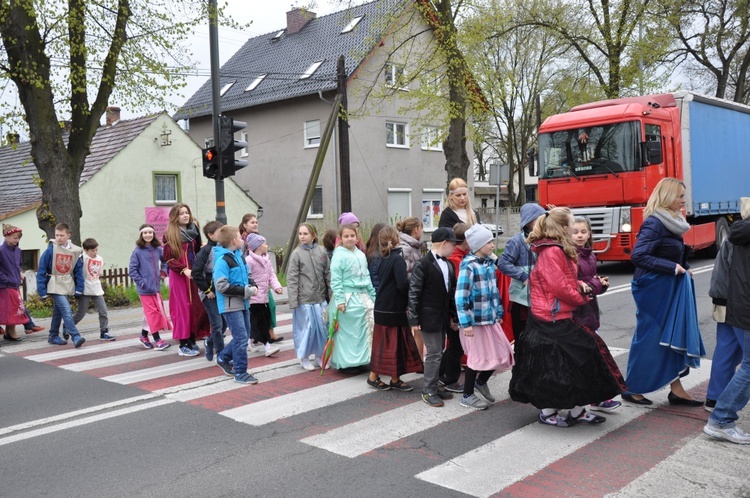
[164,203,194,258]
[526,207,578,261]
[644,178,686,218]
[446,178,477,225]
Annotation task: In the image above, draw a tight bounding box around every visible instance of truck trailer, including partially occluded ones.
[536,91,750,260]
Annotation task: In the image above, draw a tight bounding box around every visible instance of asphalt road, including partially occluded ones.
[1,255,747,497]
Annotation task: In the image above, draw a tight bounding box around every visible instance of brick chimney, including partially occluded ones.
[286,8,316,34]
[106,106,121,126]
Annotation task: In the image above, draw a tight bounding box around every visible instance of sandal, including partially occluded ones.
[3,333,22,342]
[538,411,574,427]
[367,377,391,391]
[567,409,606,424]
[389,380,413,392]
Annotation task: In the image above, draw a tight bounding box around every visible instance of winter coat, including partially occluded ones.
[497,203,546,306]
[455,253,503,328]
[367,254,382,291]
[81,254,105,296]
[572,245,605,330]
[398,232,423,279]
[438,208,481,228]
[374,248,409,327]
[726,218,750,330]
[193,239,217,300]
[286,244,330,309]
[408,251,457,331]
[330,246,376,306]
[631,216,690,280]
[0,241,22,289]
[708,239,733,307]
[246,250,282,305]
[37,242,84,297]
[529,239,589,323]
[129,246,166,296]
[213,245,255,314]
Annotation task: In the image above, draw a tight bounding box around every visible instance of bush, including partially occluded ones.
[103,285,131,307]
[25,293,78,318]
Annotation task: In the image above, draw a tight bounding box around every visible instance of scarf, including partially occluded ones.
[653,209,690,235]
[301,242,318,250]
[180,223,200,243]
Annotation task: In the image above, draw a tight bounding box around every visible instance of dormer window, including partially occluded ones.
[300,60,324,80]
[341,15,364,34]
[245,74,267,92]
[220,81,235,96]
[272,30,284,40]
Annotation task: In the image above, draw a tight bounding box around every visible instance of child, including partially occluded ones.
[397,217,424,280]
[193,220,226,361]
[245,233,284,357]
[509,208,626,427]
[0,224,29,341]
[287,223,330,371]
[498,203,547,336]
[213,226,259,384]
[70,238,115,341]
[442,222,471,392]
[129,224,171,350]
[240,213,283,344]
[571,216,620,412]
[337,212,366,251]
[329,224,376,371]
[163,203,210,356]
[409,227,459,407]
[37,223,86,348]
[368,226,423,391]
[322,229,338,261]
[364,223,387,291]
[455,224,515,410]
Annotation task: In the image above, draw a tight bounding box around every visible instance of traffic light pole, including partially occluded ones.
[208,0,226,223]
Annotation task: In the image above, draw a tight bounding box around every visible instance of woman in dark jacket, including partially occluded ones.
[367,226,423,391]
[622,178,705,406]
[438,177,481,228]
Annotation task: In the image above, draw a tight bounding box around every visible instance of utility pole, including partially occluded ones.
[208,0,226,223]
[337,55,352,213]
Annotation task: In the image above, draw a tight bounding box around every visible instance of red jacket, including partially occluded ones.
[447,246,469,277]
[529,239,589,323]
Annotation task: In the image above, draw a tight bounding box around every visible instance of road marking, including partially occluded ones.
[58,351,158,371]
[599,264,713,299]
[101,356,219,384]
[414,360,712,498]
[24,339,143,362]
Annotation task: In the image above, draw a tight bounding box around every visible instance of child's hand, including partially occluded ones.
[411,325,420,335]
[463,326,473,337]
[337,304,346,313]
[244,285,258,300]
[450,320,458,331]
[183,269,192,279]
[598,275,609,288]
[274,287,284,295]
[206,291,215,299]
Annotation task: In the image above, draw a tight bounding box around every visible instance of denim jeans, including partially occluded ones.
[202,297,226,355]
[707,322,744,400]
[24,308,36,330]
[218,310,250,376]
[709,327,750,428]
[49,294,80,339]
[422,330,445,395]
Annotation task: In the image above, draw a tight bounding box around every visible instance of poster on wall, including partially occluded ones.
[145,207,171,240]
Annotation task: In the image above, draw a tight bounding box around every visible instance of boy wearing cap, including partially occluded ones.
[408,227,459,407]
[246,232,284,357]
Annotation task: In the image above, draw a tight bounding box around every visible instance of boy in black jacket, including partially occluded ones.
[193,221,225,361]
[408,227,459,407]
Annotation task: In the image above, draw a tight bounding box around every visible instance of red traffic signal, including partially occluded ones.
[202,147,219,179]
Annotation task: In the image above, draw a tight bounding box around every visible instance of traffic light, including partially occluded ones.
[202,147,219,179]
[218,115,248,178]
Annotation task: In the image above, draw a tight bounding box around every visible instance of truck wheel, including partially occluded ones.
[711,218,730,257]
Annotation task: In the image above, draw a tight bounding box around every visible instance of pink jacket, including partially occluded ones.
[246,251,282,304]
[529,239,589,323]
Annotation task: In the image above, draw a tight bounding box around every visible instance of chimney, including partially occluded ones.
[106,106,121,126]
[286,8,316,34]
[5,132,19,146]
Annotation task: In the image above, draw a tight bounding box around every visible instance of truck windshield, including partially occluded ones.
[538,121,640,179]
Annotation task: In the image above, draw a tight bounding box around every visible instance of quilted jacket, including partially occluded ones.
[529,239,589,323]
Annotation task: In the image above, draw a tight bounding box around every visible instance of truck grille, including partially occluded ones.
[570,207,615,242]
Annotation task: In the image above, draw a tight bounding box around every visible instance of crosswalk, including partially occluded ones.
[0,314,724,497]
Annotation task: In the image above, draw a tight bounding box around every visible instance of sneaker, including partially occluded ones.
[460,394,489,410]
[314,356,330,370]
[705,399,716,412]
[367,377,391,391]
[62,330,70,340]
[234,373,259,385]
[190,342,200,354]
[248,341,262,352]
[590,399,622,412]
[216,358,235,377]
[48,335,68,346]
[475,383,495,403]
[204,338,214,361]
[153,340,170,351]
[99,332,116,341]
[72,335,86,348]
[703,424,750,444]
[422,393,445,407]
[566,409,606,424]
[26,325,46,334]
[443,382,464,393]
[300,358,316,371]
[264,345,280,357]
[437,390,454,400]
[139,336,154,349]
[178,346,199,357]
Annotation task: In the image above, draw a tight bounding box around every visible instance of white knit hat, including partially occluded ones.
[741,197,750,220]
[465,224,493,253]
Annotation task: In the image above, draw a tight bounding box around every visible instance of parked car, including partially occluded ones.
[481,223,504,237]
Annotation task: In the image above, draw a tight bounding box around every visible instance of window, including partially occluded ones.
[304,120,321,147]
[421,126,443,151]
[241,132,249,157]
[421,189,443,231]
[384,63,407,89]
[386,121,409,148]
[388,188,412,220]
[153,173,180,205]
[219,81,235,96]
[272,30,284,40]
[341,15,364,33]
[308,186,323,218]
[300,60,324,80]
[245,74,266,92]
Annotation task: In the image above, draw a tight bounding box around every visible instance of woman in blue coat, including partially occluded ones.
[622,178,705,406]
